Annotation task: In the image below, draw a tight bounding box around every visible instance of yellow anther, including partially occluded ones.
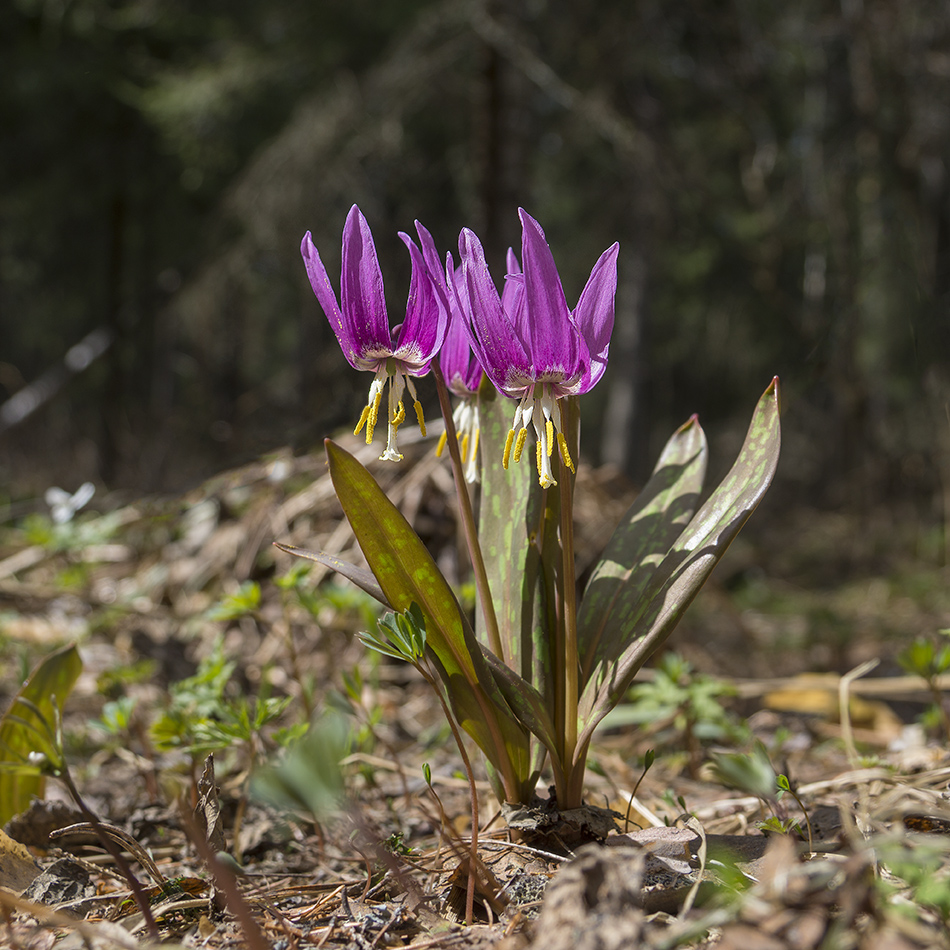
[545,418,554,456]
[513,427,528,463]
[536,439,543,476]
[413,399,426,436]
[557,431,575,473]
[436,430,448,457]
[366,389,383,442]
[355,404,371,437]
[392,400,406,427]
[503,429,515,469]
[470,428,479,466]
[460,433,470,463]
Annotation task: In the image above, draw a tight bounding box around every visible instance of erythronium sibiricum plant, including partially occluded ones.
[291,205,781,811]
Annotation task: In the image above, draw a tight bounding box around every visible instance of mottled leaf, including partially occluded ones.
[577,414,707,684]
[325,440,532,799]
[578,379,781,745]
[477,386,558,703]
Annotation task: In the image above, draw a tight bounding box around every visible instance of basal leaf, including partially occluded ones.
[477,386,557,703]
[479,645,559,762]
[325,440,532,799]
[578,379,781,745]
[0,643,82,825]
[577,414,707,685]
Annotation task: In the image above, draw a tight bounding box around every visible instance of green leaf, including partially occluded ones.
[325,439,532,800]
[577,413,708,685]
[272,542,388,607]
[708,741,777,801]
[477,386,558,701]
[208,581,261,621]
[578,379,781,744]
[251,711,350,819]
[0,643,82,824]
[478,644,558,766]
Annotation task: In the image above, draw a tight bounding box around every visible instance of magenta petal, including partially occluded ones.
[501,248,525,332]
[571,242,620,392]
[340,205,391,360]
[441,313,483,396]
[395,234,448,370]
[302,230,367,371]
[412,220,451,308]
[458,228,531,394]
[518,209,579,380]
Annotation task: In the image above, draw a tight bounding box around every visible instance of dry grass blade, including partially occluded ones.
[50,822,166,887]
[839,658,881,768]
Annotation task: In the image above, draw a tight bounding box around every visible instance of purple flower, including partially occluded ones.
[453,209,619,487]
[301,205,448,461]
[436,298,485,482]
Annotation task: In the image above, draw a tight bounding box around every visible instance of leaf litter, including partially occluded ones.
[0,429,949,948]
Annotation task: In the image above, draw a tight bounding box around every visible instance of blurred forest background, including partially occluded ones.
[1,0,949,556]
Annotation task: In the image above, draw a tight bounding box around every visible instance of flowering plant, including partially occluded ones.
[288,205,780,813]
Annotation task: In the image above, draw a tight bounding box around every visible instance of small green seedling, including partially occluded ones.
[898,631,950,742]
[207,581,261,622]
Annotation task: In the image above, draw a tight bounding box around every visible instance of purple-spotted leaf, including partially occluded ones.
[577,378,781,746]
[272,542,388,607]
[477,385,557,700]
[479,645,559,762]
[0,643,82,825]
[325,440,533,801]
[577,413,707,684]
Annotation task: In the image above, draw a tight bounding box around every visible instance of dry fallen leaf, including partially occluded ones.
[0,827,41,894]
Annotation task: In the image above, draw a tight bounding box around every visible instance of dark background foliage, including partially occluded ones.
[1,0,948,543]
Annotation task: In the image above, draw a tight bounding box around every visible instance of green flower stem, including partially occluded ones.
[431,356,505,663]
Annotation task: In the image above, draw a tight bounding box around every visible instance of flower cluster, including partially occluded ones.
[301,205,619,486]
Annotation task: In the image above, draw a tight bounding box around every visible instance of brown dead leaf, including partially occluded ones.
[0,826,41,894]
[606,825,698,874]
[196,754,226,854]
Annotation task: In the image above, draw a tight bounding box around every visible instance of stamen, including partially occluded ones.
[513,428,528,463]
[466,428,480,484]
[355,405,371,437]
[545,418,554,456]
[413,399,426,436]
[436,431,448,457]
[392,400,406,427]
[503,429,515,469]
[367,388,383,443]
[460,433,470,463]
[557,432,575,472]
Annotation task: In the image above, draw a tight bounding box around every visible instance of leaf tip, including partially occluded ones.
[677,413,701,434]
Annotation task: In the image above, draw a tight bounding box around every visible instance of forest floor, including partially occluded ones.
[1,430,950,949]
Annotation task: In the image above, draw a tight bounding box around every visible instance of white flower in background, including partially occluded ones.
[45,482,95,524]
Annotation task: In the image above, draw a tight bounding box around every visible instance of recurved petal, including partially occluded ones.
[501,248,525,331]
[571,241,620,392]
[518,209,579,379]
[301,230,367,370]
[458,227,531,393]
[411,220,451,307]
[395,234,448,370]
[340,205,392,360]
